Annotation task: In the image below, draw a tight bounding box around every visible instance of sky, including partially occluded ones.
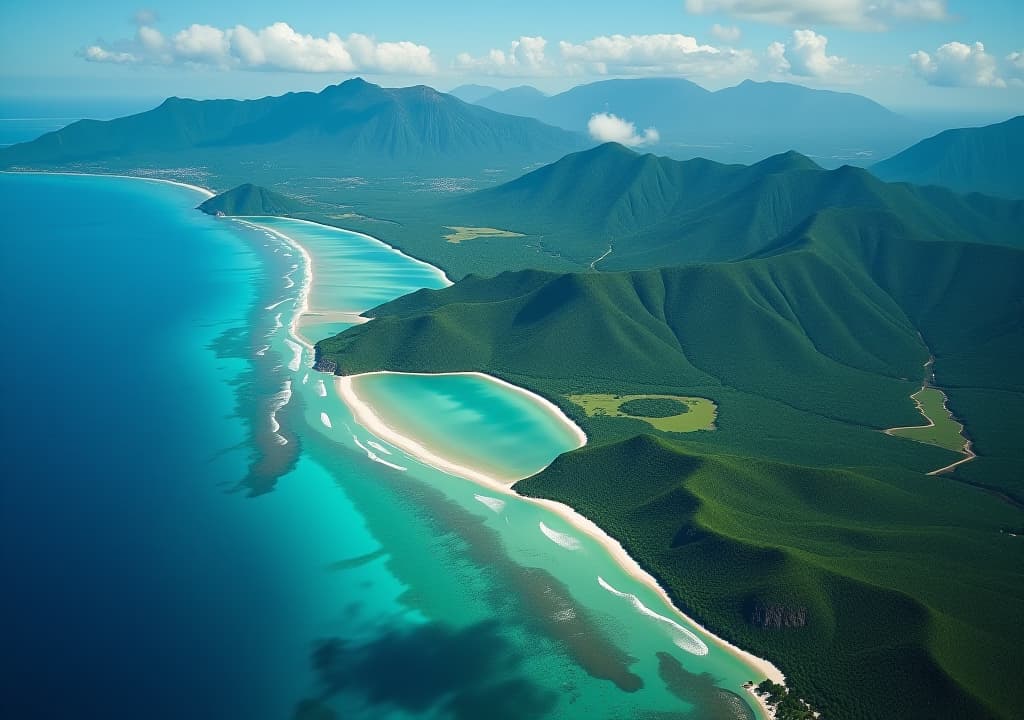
[1,0,1022,117]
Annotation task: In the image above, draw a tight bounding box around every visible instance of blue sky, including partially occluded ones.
[2,0,1022,115]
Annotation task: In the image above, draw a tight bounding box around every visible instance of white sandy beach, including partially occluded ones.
[336,370,786,690]
[1,170,215,198]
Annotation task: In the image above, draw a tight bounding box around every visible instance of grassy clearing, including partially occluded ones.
[443,226,524,244]
[888,387,967,453]
[569,393,716,433]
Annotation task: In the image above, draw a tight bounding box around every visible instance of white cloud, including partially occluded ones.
[786,29,844,77]
[910,41,1005,88]
[82,46,138,64]
[558,33,756,77]
[588,113,660,146]
[685,0,948,31]
[765,41,789,73]
[1005,51,1024,86]
[711,24,742,42]
[80,21,436,75]
[454,36,550,76]
[764,29,846,77]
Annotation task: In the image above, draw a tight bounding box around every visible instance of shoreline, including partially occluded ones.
[233,219,316,353]
[254,215,454,288]
[0,170,215,198]
[336,370,787,692]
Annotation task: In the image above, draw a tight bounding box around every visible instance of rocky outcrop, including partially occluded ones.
[746,602,808,629]
[313,357,338,374]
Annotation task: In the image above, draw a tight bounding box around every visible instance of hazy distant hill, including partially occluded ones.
[0,78,586,177]
[477,78,921,165]
[474,85,552,118]
[447,84,501,103]
[873,115,1024,197]
[431,142,1023,274]
[198,184,304,216]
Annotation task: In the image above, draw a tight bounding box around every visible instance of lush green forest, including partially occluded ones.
[198,183,306,216]
[318,190,1024,718]
[307,142,1024,279]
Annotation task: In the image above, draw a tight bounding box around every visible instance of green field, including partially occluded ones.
[569,393,716,432]
[888,387,968,453]
[443,226,524,243]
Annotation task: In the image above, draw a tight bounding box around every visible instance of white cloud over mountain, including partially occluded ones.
[684,0,947,31]
[81,21,437,75]
[454,36,551,75]
[587,113,660,147]
[765,29,846,78]
[456,33,756,78]
[910,41,1006,87]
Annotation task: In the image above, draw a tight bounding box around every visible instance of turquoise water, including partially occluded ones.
[349,372,584,481]
[0,175,765,719]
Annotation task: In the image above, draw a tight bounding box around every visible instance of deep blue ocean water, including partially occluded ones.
[0,173,324,718]
[0,173,763,720]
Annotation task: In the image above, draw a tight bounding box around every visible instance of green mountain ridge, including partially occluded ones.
[316,204,1024,719]
[429,143,1024,276]
[0,78,587,176]
[197,183,305,216]
[873,115,1024,198]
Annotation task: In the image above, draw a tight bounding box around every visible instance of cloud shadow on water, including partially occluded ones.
[298,619,559,719]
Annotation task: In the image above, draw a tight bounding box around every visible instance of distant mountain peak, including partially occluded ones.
[751,150,821,173]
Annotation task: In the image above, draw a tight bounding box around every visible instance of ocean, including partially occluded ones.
[0,172,764,719]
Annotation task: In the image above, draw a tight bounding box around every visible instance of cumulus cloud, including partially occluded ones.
[711,24,742,42]
[80,21,436,74]
[685,0,948,31]
[910,41,1005,87]
[558,33,756,77]
[786,29,845,76]
[764,29,846,77]
[1007,51,1024,85]
[454,36,550,76]
[588,113,660,147]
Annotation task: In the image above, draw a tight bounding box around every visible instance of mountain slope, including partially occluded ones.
[198,183,305,216]
[0,78,587,176]
[872,115,1024,198]
[434,143,1024,273]
[317,216,1024,719]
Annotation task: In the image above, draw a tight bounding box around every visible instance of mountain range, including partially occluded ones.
[873,115,1024,198]
[0,78,586,177]
[317,161,1024,719]
[369,142,1023,278]
[474,78,923,165]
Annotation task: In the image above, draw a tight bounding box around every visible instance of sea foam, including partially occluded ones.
[474,494,506,513]
[268,380,293,445]
[284,339,303,372]
[366,440,391,455]
[539,521,582,550]
[597,577,708,656]
[352,435,407,471]
[265,297,293,311]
